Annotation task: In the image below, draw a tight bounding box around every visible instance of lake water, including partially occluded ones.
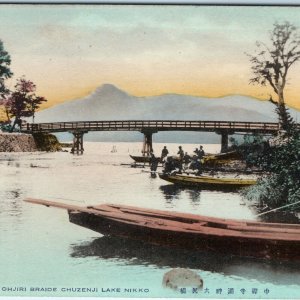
[1,142,300,299]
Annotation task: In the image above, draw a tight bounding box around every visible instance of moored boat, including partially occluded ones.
[129,155,150,163]
[24,198,300,261]
[159,173,257,189]
[204,150,242,161]
[203,151,243,166]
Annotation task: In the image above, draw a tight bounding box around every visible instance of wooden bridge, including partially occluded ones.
[21,120,282,154]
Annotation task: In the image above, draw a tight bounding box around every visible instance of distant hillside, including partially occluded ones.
[33,84,300,143]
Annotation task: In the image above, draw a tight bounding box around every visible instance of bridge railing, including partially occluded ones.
[21,120,284,133]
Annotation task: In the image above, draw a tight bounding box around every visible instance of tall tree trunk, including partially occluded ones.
[5,107,10,123]
[277,87,288,130]
[10,118,18,132]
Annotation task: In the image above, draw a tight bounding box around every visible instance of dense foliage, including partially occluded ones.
[243,123,300,209]
[4,78,47,131]
[0,40,13,98]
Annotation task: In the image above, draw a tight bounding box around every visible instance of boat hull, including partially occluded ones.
[24,198,300,261]
[159,173,256,189]
[130,155,150,163]
[69,210,300,261]
[204,151,242,161]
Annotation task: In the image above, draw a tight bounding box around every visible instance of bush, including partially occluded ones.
[243,128,300,209]
[33,133,62,152]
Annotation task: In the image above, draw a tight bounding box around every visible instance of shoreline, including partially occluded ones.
[0,132,61,152]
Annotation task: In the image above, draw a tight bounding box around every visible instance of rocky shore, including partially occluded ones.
[0,132,62,152]
[0,133,37,152]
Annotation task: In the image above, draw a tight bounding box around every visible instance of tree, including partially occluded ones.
[248,22,300,129]
[0,40,13,98]
[0,40,13,122]
[6,78,47,132]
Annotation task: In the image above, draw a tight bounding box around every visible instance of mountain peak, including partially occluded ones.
[93,83,129,97]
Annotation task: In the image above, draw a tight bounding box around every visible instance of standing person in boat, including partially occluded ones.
[183,152,191,170]
[177,146,184,173]
[177,146,184,161]
[198,145,205,159]
[150,152,159,172]
[160,146,169,162]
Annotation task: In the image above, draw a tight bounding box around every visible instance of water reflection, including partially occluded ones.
[159,184,238,204]
[70,236,300,286]
[0,189,23,218]
[186,189,201,204]
[159,184,182,200]
[159,185,202,206]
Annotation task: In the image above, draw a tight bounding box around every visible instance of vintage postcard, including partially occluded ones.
[1,3,300,299]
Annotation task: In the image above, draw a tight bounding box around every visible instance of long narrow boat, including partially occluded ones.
[159,173,257,189]
[204,150,242,161]
[129,155,150,163]
[25,198,300,261]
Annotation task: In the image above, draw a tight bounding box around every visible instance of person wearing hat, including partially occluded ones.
[177,146,184,161]
[194,148,199,156]
[160,146,169,162]
[198,145,205,159]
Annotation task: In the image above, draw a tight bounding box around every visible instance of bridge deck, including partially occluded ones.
[21,120,282,134]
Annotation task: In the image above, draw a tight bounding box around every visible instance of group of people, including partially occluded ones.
[149,145,205,175]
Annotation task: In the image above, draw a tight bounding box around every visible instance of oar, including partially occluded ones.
[141,170,160,174]
[256,200,300,216]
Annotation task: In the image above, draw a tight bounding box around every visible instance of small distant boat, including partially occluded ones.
[24,198,300,260]
[130,155,150,163]
[111,145,117,153]
[159,173,256,189]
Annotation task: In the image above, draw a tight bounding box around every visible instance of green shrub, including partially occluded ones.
[33,133,62,152]
[243,128,300,209]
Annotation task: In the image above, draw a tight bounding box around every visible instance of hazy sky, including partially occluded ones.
[1,5,300,109]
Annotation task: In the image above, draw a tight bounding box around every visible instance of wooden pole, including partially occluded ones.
[220,132,229,153]
[142,132,153,156]
[257,200,300,216]
[71,131,86,155]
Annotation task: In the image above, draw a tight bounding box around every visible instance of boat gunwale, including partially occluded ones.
[24,198,300,242]
[70,209,300,242]
[160,173,257,185]
[25,198,300,229]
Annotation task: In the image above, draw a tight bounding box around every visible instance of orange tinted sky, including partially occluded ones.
[1,5,300,110]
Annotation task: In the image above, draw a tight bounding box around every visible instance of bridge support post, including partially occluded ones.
[216,130,234,153]
[220,132,229,153]
[142,132,153,156]
[141,129,157,156]
[70,131,87,155]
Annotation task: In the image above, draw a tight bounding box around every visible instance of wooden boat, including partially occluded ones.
[130,155,150,163]
[159,173,257,189]
[25,198,300,261]
[205,150,242,160]
[203,151,242,166]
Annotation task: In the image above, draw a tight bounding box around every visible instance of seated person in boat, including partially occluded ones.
[163,156,182,174]
[189,156,203,175]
